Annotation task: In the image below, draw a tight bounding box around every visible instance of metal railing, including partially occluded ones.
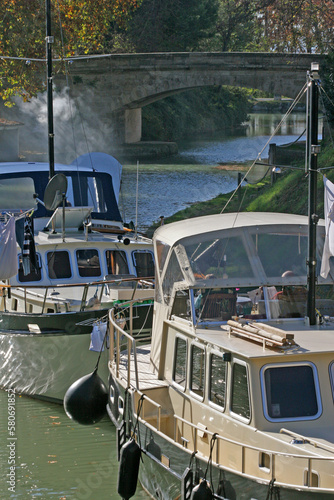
[130,408,334,490]
[0,276,154,314]
[108,299,153,391]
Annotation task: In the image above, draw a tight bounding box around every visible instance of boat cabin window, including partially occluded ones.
[173,336,187,389]
[252,233,308,279]
[184,235,254,281]
[194,288,237,322]
[0,177,37,211]
[209,353,227,410]
[105,250,129,275]
[171,290,191,319]
[190,344,205,399]
[155,239,170,273]
[132,250,154,278]
[18,253,42,282]
[330,362,334,400]
[161,250,184,305]
[262,363,320,421]
[47,250,72,279]
[68,174,108,213]
[76,249,101,278]
[231,362,250,421]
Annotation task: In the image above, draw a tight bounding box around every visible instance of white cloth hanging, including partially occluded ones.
[320,177,334,279]
[89,322,107,352]
[0,217,18,279]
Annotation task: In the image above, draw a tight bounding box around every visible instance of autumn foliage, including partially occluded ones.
[260,0,334,53]
[0,0,141,104]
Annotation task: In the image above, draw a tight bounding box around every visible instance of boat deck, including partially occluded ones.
[117,345,167,391]
[194,318,334,358]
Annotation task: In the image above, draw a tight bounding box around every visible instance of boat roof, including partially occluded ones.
[0,161,94,174]
[154,212,324,247]
[34,228,152,246]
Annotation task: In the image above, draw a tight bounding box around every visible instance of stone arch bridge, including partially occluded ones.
[66,52,327,144]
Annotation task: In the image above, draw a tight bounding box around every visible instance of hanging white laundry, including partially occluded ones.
[89,322,107,352]
[320,177,334,278]
[0,217,18,279]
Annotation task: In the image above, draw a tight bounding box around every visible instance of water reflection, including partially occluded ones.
[0,390,148,499]
[246,112,307,137]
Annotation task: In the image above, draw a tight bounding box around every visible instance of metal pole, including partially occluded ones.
[238,172,242,203]
[46,0,55,179]
[307,64,320,325]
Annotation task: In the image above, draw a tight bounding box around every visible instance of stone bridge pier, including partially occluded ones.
[66,52,327,145]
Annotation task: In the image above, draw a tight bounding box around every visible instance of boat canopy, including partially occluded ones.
[154,213,333,299]
[0,154,122,223]
[71,153,122,203]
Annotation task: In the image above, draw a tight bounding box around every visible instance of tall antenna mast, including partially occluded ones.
[306,63,320,326]
[46,0,55,179]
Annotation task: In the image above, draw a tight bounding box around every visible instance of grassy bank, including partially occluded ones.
[147,143,334,235]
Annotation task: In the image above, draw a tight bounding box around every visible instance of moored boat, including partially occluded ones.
[108,211,334,500]
[106,64,334,498]
[0,156,155,402]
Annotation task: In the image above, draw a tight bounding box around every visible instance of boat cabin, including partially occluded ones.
[152,212,334,363]
[150,213,334,451]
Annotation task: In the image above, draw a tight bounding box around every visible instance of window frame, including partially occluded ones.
[230,360,251,424]
[329,361,334,402]
[46,250,72,281]
[261,362,322,423]
[75,248,102,279]
[189,342,205,401]
[208,350,228,412]
[17,253,42,283]
[131,250,155,278]
[105,249,130,276]
[172,335,188,391]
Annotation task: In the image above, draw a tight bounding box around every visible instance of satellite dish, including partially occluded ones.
[44,174,68,211]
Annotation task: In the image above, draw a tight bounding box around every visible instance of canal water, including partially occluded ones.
[0,113,307,499]
[120,112,308,231]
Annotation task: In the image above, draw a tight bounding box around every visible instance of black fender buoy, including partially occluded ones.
[117,438,141,499]
[190,479,213,500]
[63,369,108,425]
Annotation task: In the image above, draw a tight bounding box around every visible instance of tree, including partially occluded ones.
[126,0,219,52]
[0,0,141,105]
[259,0,334,53]
[211,0,269,52]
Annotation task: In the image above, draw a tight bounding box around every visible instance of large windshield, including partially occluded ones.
[0,170,122,222]
[179,226,327,287]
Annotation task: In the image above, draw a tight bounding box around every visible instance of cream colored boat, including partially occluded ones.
[108,212,334,500]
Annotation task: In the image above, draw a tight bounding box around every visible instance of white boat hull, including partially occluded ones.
[0,330,109,403]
